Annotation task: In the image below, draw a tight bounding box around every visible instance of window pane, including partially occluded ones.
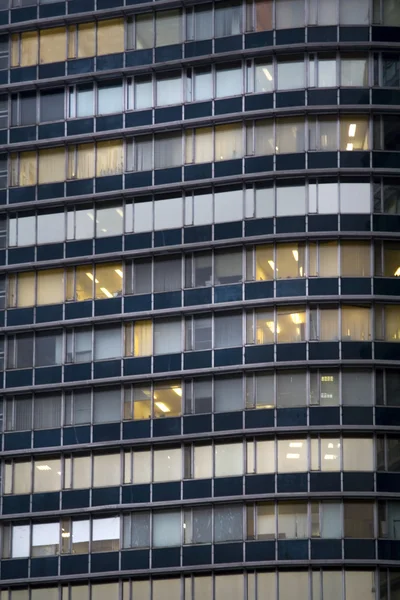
[277,371,306,407]
[93,454,120,487]
[154,320,181,355]
[153,511,181,547]
[96,205,123,237]
[215,249,242,284]
[155,133,182,169]
[343,438,373,470]
[341,306,371,341]
[94,325,121,360]
[341,56,369,86]
[156,10,182,47]
[34,458,61,492]
[215,443,243,476]
[214,376,243,412]
[340,117,370,151]
[277,307,306,343]
[95,263,123,299]
[342,371,373,405]
[37,269,64,305]
[97,19,124,55]
[153,448,182,481]
[344,502,374,537]
[215,2,242,36]
[278,439,307,472]
[216,65,242,98]
[156,74,182,106]
[278,502,308,538]
[97,81,123,115]
[276,118,305,153]
[37,212,64,244]
[154,197,183,231]
[215,123,243,161]
[214,313,242,348]
[214,505,243,541]
[277,58,305,90]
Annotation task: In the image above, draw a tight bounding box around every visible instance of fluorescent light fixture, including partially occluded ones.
[116,208,123,217]
[115,269,123,278]
[394,267,400,277]
[100,287,113,298]
[289,442,303,448]
[87,212,94,221]
[262,67,273,81]
[291,313,303,324]
[266,321,276,334]
[324,454,337,460]
[155,402,170,413]
[292,249,299,261]
[286,453,300,459]
[348,123,357,137]
[173,387,182,397]
[36,465,51,471]
[86,273,99,283]
[61,532,71,538]
[328,443,334,449]
[268,260,275,270]
[346,143,354,151]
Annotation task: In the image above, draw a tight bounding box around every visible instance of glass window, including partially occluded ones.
[95,263,123,299]
[215,443,243,476]
[193,68,213,101]
[154,320,181,355]
[184,507,212,544]
[276,186,306,216]
[276,243,306,277]
[93,387,121,423]
[214,376,243,412]
[277,307,306,343]
[186,315,212,351]
[341,55,369,86]
[40,89,64,122]
[153,256,182,292]
[278,502,308,538]
[154,196,183,230]
[34,393,61,429]
[34,457,61,492]
[275,0,305,28]
[340,182,371,213]
[216,65,242,98]
[154,132,182,169]
[74,85,94,118]
[345,572,375,600]
[279,572,308,600]
[214,505,243,541]
[277,57,305,90]
[32,522,59,556]
[94,325,121,360]
[133,76,152,110]
[340,117,370,151]
[278,439,307,472]
[156,74,182,107]
[153,381,182,418]
[341,306,371,341]
[316,56,337,87]
[276,117,305,153]
[135,15,153,49]
[341,241,371,276]
[92,516,120,552]
[277,371,306,407]
[343,438,373,470]
[215,249,242,284]
[340,0,370,24]
[37,269,64,305]
[37,212,65,244]
[97,81,123,115]
[93,453,120,487]
[215,1,242,36]
[215,574,244,600]
[40,28,66,64]
[381,0,400,26]
[97,19,124,55]
[214,313,242,348]
[153,448,182,481]
[344,502,374,537]
[215,123,243,161]
[95,204,123,238]
[254,61,274,93]
[342,370,373,405]
[156,10,182,47]
[35,330,62,366]
[153,511,181,547]
[123,512,150,548]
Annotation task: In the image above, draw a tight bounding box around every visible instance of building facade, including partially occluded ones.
[0,0,400,598]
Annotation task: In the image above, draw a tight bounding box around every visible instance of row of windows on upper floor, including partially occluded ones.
[5,53,398,128]
[0,184,388,249]
[5,0,400,69]
[5,239,400,307]
[0,571,384,600]
[3,499,400,560]
[2,368,399,433]
[6,114,400,189]
[1,179,400,248]
[2,437,382,496]
[3,304,400,371]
